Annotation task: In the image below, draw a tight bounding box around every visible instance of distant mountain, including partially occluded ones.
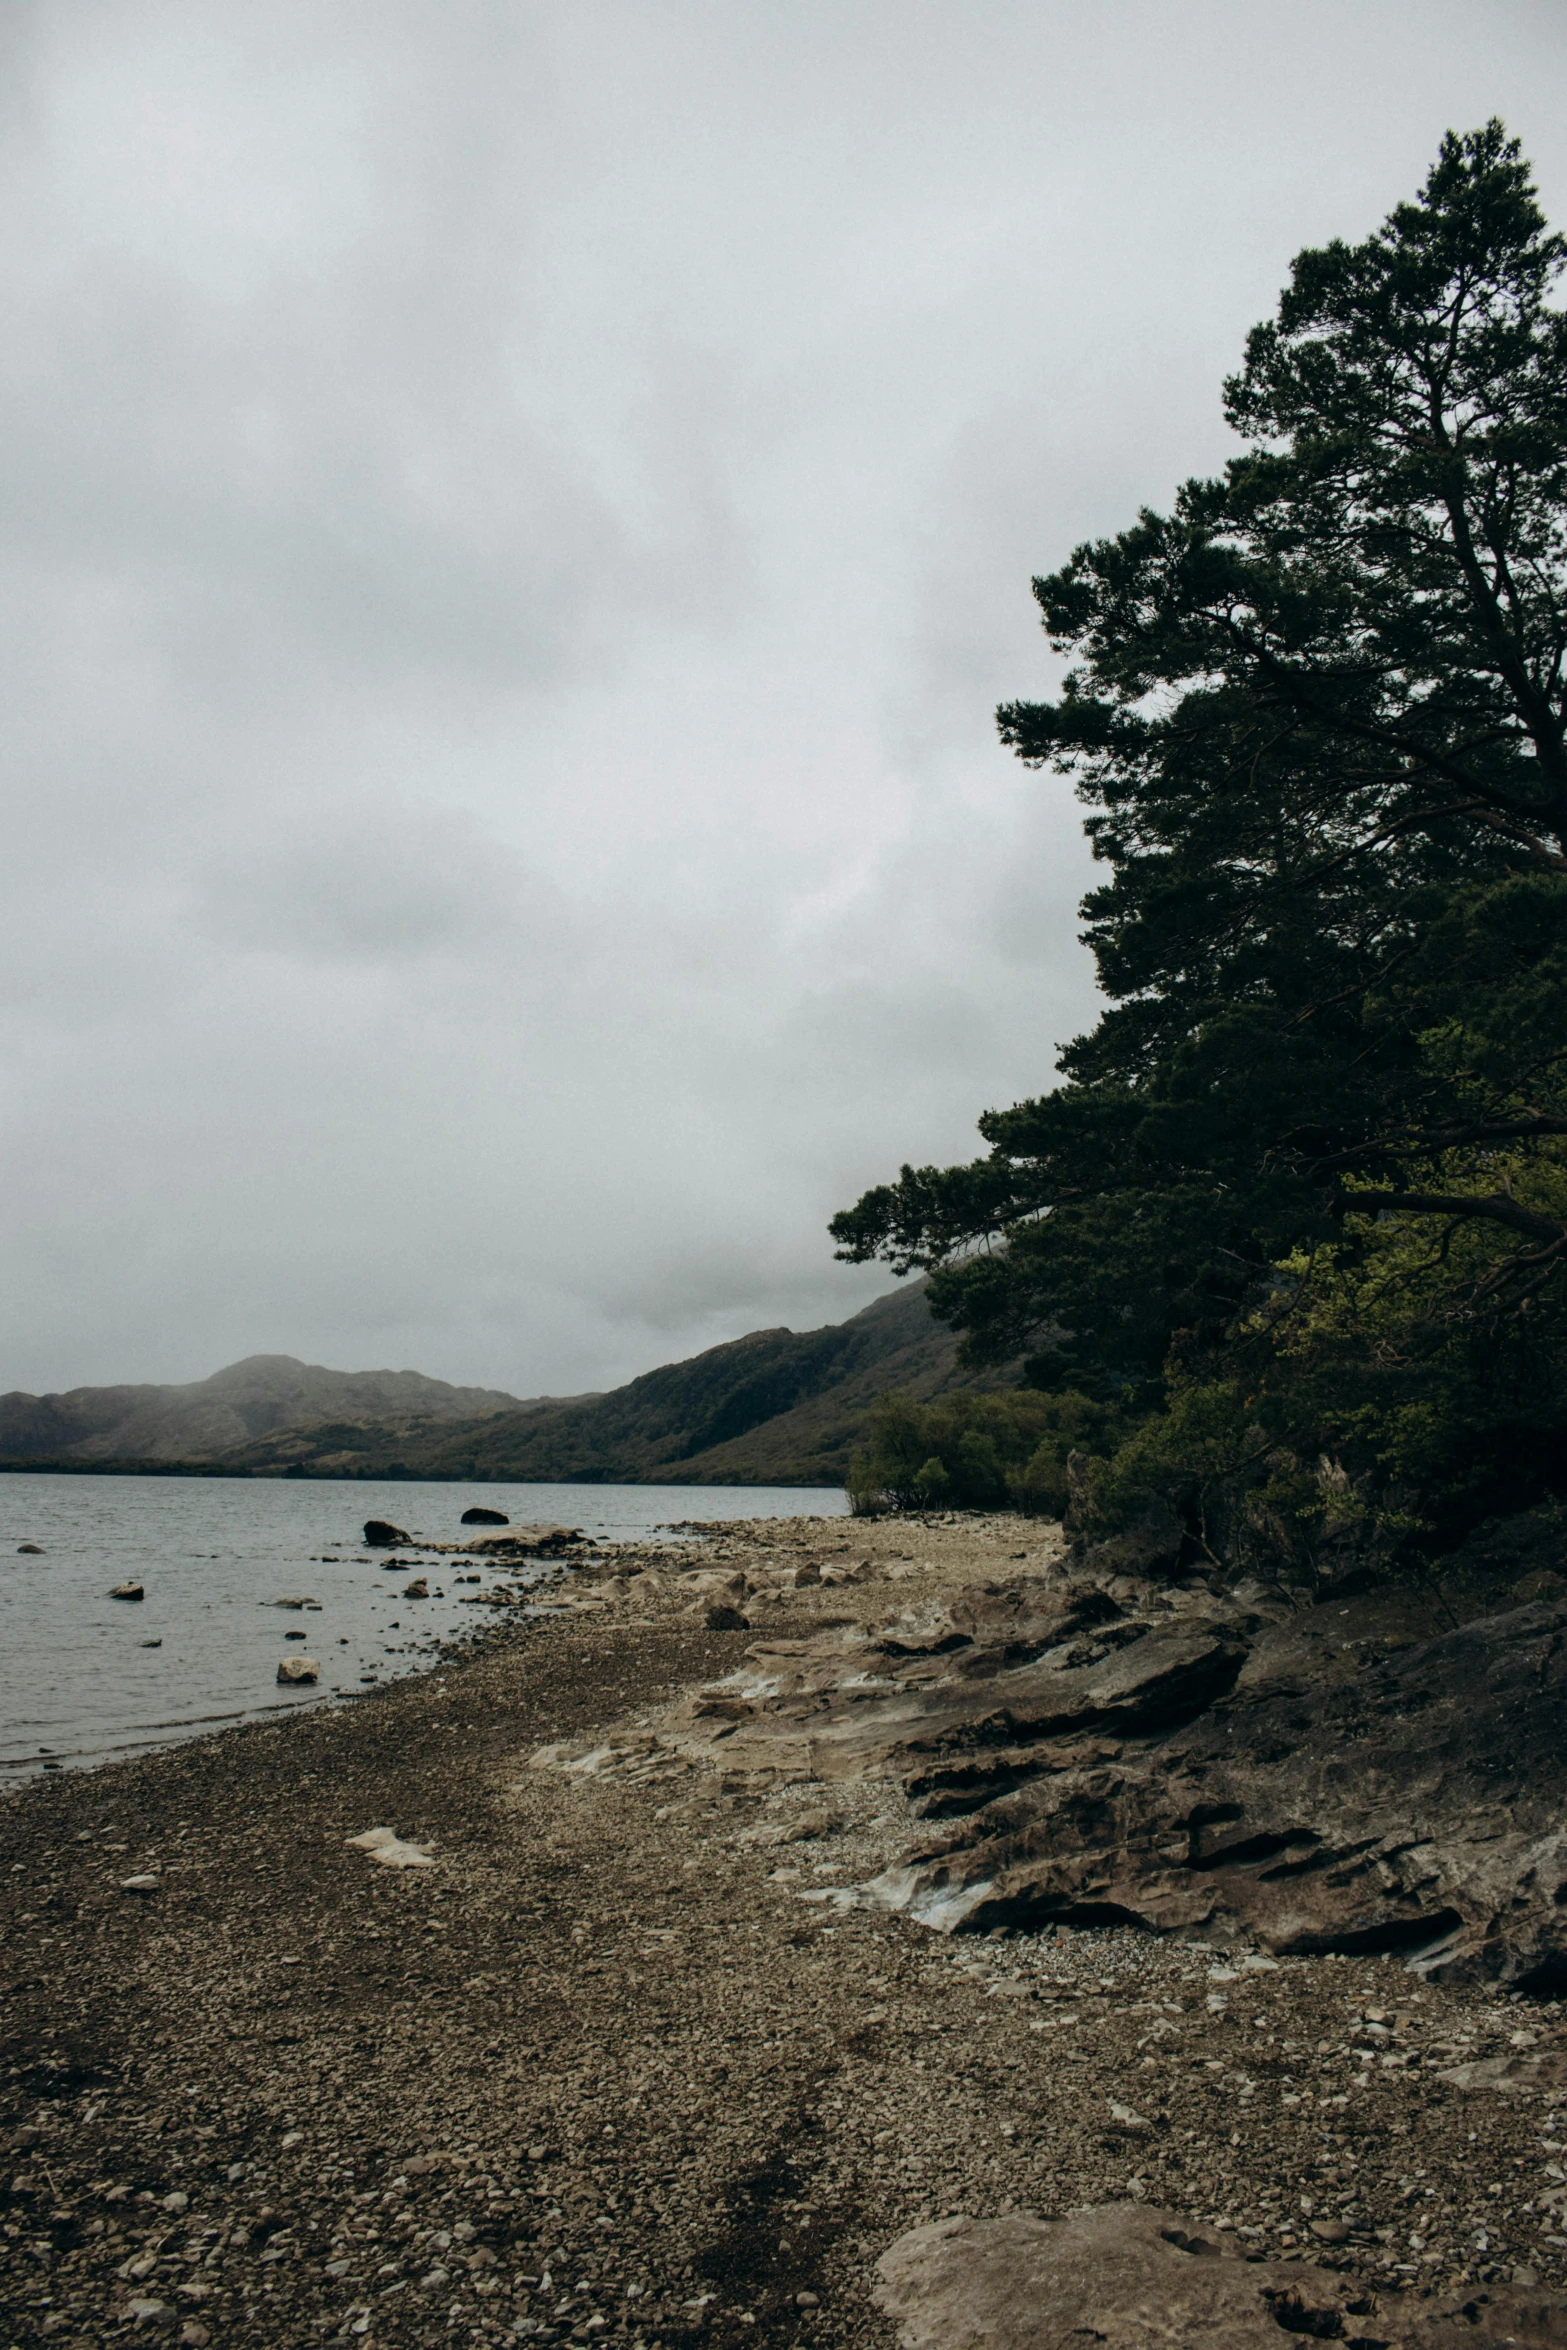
[0,1285,1006,1486]
[0,1354,534,1466]
[382,1281,994,1487]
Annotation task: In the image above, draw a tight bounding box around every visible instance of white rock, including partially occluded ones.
[119,1874,161,1895]
[276,1656,319,1684]
[1108,2098,1153,2134]
[346,1826,435,1869]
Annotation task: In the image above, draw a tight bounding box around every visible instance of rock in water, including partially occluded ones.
[460,1506,509,1525]
[402,1578,429,1599]
[109,1580,144,1601]
[276,1656,320,1684]
[469,1524,582,1556]
[16,1541,42,1554]
[363,1519,410,1547]
[875,2203,1567,2348]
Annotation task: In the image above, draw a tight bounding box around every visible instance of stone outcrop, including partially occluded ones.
[362,1519,409,1547]
[875,2203,1567,2348]
[533,1554,1567,1988]
[859,1592,1567,1986]
[460,1507,509,1525]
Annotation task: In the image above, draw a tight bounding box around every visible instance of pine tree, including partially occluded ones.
[832,125,1567,1549]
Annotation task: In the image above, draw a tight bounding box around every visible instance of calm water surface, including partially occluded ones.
[0,1475,847,1777]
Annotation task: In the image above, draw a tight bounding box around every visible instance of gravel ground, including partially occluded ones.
[4,1513,1566,2349]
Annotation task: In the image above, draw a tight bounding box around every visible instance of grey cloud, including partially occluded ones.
[2,0,1564,1399]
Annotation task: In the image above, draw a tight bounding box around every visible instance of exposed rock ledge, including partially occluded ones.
[533,1559,1567,1989]
[875,2201,1567,2348]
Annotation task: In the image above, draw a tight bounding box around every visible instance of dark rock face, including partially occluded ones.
[460,1506,509,1525]
[362,1519,410,1547]
[863,1594,1567,1987]
[1078,1499,1186,1580]
[875,2202,1567,2348]
[593,1558,1567,1989]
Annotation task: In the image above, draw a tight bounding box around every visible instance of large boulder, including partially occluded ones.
[875,2202,1567,2349]
[460,1506,509,1526]
[363,1519,410,1547]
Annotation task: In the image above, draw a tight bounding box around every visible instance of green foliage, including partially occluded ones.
[1251,1147,1567,1542]
[846,1389,1120,1516]
[833,125,1567,1571]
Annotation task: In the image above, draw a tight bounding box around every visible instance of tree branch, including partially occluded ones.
[1329,1187,1567,1244]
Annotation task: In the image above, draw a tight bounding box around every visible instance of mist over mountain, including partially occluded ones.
[0,1285,992,1487]
[0,1355,533,1467]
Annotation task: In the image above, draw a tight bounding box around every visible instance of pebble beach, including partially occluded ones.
[4,1514,1566,2348]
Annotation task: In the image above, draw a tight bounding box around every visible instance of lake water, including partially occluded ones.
[0,1475,847,1779]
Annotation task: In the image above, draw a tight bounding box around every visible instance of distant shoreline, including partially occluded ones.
[0,1458,842,1488]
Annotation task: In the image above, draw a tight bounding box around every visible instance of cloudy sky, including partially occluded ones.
[3,1,1563,1400]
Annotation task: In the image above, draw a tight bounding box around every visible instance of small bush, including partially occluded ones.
[844,1388,1121,1516]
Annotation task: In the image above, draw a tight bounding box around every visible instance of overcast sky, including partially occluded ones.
[3,1,1564,1400]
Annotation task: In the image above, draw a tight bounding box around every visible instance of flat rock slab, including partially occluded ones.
[345,1825,435,1868]
[529,1562,1567,1983]
[875,2203,1567,2348]
[866,1593,1567,1980]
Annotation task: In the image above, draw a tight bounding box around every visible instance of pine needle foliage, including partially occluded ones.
[832,126,1567,1566]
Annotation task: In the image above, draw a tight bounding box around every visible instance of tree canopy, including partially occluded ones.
[832,124,1567,1565]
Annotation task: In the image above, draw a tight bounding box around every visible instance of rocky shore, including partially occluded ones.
[5,1515,1567,2348]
